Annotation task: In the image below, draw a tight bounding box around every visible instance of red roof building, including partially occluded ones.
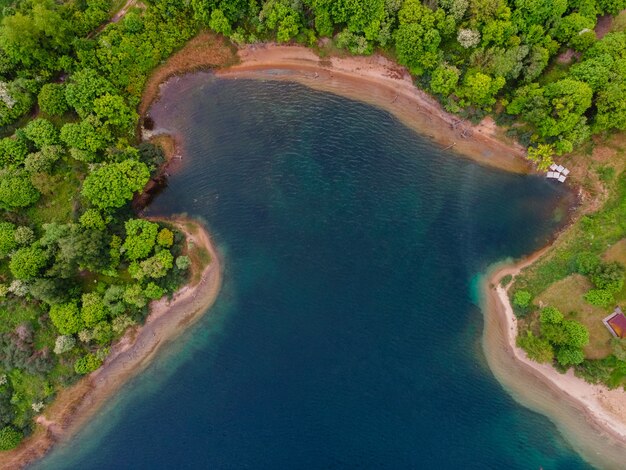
[603,307,626,338]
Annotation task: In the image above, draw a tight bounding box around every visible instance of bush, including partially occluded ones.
[499,274,512,287]
[74,353,102,374]
[144,282,164,300]
[24,145,63,174]
[584,288,614,307]
[557,346,585,366]
[0,426,22,450]
[513,290,532,314]
[575,251,601,274]
[13,226,34,246]
[517,331,554,363]
[591,262,625,293]
[53,335,76,354]
[540,306,564,324]
[175,255,191,270]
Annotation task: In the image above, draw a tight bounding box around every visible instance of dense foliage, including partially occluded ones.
[0,0,198,444]
[0,0,624,449]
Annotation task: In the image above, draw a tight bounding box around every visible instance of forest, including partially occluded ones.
[0,0,625,451]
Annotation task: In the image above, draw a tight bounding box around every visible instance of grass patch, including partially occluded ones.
[536,274,613,359]
[0,301,40,334]
[516,171,626,297]
[26,160,84,226]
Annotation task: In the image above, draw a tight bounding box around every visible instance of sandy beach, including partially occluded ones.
[483,255,626,469]
[0,218,222,470]
[216,44,529,174]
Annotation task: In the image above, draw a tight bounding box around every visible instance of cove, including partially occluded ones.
[36,74,585,469]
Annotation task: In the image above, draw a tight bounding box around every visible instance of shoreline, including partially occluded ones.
[139,36,626,464]
[6,33,607,468]
[482,254,626,469]
[215,44,529,174]
[0,218,222,470]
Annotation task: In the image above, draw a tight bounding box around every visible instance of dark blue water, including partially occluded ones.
[37,75,588,469]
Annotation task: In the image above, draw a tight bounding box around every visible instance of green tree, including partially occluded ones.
[65,68,116,118]
[122,219,159,261]
[93,94,138,134]
[0,222,16,257]
[0,136,29,167]
[330,0,385,40]
[144,282,165,300]
[209,9,232,36]
[156,228,174,247]
[79,209,106,231]
[594,82,626,133]
[49,302,83,335]
[0,79,36,127]
[0,1,73,70]
[38,83,68,116]
[459,71,505,109]
[92,321,113,345]
[139,250,174,279]
[563,320,590,348]
[81,292,108,328]
[259,0,302,42]
[81,160,150,210]
[0,169,40,209]
[394,0,443,75]
[60,115,111,155]
[526,144,554,171]
[430,64,460,96]
[22,118,59,149]
[123,283,147,308]
[9,245,48,279]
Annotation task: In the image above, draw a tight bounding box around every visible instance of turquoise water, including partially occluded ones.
[37,75,588,469]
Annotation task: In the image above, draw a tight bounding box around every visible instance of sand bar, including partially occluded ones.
[0,218,222,470]
[483,255,626,469]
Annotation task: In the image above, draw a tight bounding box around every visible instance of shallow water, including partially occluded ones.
[37,74,586,469]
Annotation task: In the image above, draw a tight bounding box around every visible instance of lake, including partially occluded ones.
[37,74,587,469]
